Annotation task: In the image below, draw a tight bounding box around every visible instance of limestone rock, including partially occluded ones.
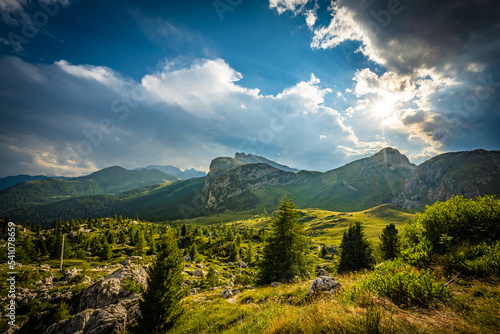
[308,276,341,296]
[220,289,233,299]
[63,268,78,281]
[192,269,203,277]
[76,264,147,312]
[270,282,282,287]
[44,304,128,334]
[44,274,55,286]
[121,256,142,265]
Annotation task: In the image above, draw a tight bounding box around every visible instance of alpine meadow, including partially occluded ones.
[1,0,500,333]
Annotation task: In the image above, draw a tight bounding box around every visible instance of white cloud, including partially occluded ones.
[56,60,128,90]
[142,58,260,118]
[304,8,317,30]
[269,0,310,15]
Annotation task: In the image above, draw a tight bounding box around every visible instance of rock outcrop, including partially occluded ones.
[76,263,147,313]
[308,276,341,296]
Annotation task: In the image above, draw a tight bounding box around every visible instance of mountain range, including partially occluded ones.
[134,165,206,179]
[2,148,499,226]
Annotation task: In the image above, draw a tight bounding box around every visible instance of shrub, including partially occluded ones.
[450,241,500,277]
[418,195,500,253]
[349,260,450,308]
[123,277,145,294]
[53,301,70,323]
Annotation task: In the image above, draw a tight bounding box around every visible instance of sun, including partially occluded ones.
[373,96,396,117]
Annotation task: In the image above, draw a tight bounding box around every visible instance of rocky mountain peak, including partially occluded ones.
[371,147,416,171]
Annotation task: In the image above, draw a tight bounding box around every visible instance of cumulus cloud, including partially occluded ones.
[0,56,368,177]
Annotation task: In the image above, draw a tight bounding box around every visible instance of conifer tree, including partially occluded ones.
[100,241,112,261]
[205,266,219,288]
[189,243,199,262]
[245,241,255,264]
[134,230,146,256]
[379,223,400,260]
[138,232,185,333]
[259,195,311,284]
[338,222,373,273]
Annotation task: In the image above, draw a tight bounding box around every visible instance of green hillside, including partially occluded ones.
[0,166,179,215]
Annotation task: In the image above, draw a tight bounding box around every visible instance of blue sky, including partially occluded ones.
[0,0,499,177]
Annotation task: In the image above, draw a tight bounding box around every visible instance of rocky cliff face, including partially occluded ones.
[202,160,307,212]
[202,148,500,212]
[393,149,500,208]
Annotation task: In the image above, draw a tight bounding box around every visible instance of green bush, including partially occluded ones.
[123,277,144,294]
[400,237,432,266]
[349,260,450,308]
[450,242,500,277]
[417,195,500,253]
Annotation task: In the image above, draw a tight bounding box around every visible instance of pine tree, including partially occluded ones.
[338,222,373,273]
[189,243,199,262]
[138,232,185,333]
[379,223,400,260]
[229,242,239,261]
[134,230,146,256]
[205,266,219,288]
[245,241,255,264]
[320,245,328,259]
[100,241,112,261]
[259,195,311,284]
[118,230,127,244]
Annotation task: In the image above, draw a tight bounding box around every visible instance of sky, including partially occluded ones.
[0,0,499,177]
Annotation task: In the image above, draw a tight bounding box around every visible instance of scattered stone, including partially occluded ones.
[271,282,282,287]
[184,279,192,285]
[214,270,219,276]
[183,255,191,262]
[63,268,78,281]
[192,269,203,277]
[185,263,192,268]
[44,274,55,285]
[231,289,241,295]
[122,256,142,265]
[196,263,204,269]
[190,288,198,295]
[222,273,231,278]
[40,264,51,271]
[220,289,233,299]
[308,276,341,296]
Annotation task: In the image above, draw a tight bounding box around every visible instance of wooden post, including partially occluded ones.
[60,234,64,271]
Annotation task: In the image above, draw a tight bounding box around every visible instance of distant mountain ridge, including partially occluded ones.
[0,166,179,214]
[0,175,72,191]
[135,165,206,179]
[234,153,300,172]
[4,148,500,225]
